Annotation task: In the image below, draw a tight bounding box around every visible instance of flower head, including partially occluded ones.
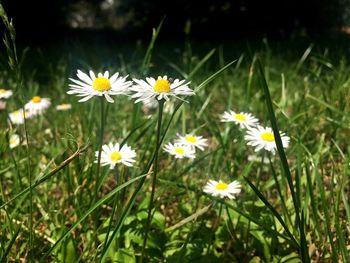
[96,142,136,169]
[9,134,20,149]
[56,103,72,111]
[8,109,32,125]
[25,96,51,115]
[203,179,241,199]
[163,142,196,159]
[68,70,131,103]
[221,110,259,129]
[130,76,194,103]
[0,89,13,99]
[245,126,290,153]
[175,133,208,151]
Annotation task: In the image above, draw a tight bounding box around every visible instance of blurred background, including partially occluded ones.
[2,0,349,44]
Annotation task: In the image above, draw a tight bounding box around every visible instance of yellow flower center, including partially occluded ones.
[235,113,247,121]
[153,79,170,93]
[10,138,17,145]
[93,77,111,92]
[32,96,42,103]
[185,135,197,143]
[175,147,184,155]
[0,89,6,94]
[261,132,275,142]
[215,182,228,190]
[110,151,122,161]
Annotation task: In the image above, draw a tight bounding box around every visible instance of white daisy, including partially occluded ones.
[245,126,290,153]
[68,70,131,103]
[96,142,136,169]
[25,96,51,115]
[130,75,194,103]
[163,142,196,159]
[0,89,13,99]
[56,103,72,111]
[8,109,32,125]
[221,110,259,129]
[175,133,208,151]
[203,179,242,199]
[9,134,20,149]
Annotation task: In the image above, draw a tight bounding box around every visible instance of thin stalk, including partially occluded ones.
[101,166,125,257]
[268,154,293,228]
[22,109,33,258]
[141,100,164,262]
[206,203,223,255]
[94,97,106,201]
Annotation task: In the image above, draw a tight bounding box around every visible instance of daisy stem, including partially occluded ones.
[206,202,223,256]
[141,100,164,262]
[94,97,106,201]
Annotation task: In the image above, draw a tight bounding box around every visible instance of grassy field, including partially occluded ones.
[1,7,350,262]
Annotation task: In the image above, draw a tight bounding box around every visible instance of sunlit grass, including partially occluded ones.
[1,4,350,262]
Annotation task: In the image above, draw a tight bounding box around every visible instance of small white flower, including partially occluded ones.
[68,70,131,103]
[245,126,290,153]
[163,142,196,159]
[175,133,208,151]
[203,179,241,199]
[8,109,33,125]
[130,76,194,103]
[9,134,20,149]
[221,110,259,129]
[25,96,51,115]
[0,89,13,99]
[56,103,72,111]
[96,142,136,169]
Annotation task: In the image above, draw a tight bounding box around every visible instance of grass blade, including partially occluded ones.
[43,173,147,258]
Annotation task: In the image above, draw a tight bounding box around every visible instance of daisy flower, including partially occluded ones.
[0,89,13,99]
[245,126,290,153]
[130,75,194,103]
[96,142,136,169]
[8,109,32,125]
[9,134,20,149]
[56,103,72,111]
[221,110,259,129]
[175,133,207,151]
[203,179,241,199]
[25,96,51,115]
[68,70,131,103]
[163,142,196,159]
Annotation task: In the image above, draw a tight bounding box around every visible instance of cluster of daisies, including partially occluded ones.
[2,88,72,150]
[202,110,292,199]
[5,68,292,202]
[164,133,208,159]
[67,70,194,103]
[221,110,290,154]
[67,69,244,200]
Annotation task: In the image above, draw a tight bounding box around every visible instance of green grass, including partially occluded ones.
[1,5,350,262]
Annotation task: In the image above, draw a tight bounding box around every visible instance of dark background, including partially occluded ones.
[1,0,348,45]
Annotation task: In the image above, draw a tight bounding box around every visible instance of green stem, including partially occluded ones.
[268,154,293,228]
[206,202,223,255]
[22,107,33,258]
[141,100,164,262]
[101,166,125,258]
[94,97,106,201]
